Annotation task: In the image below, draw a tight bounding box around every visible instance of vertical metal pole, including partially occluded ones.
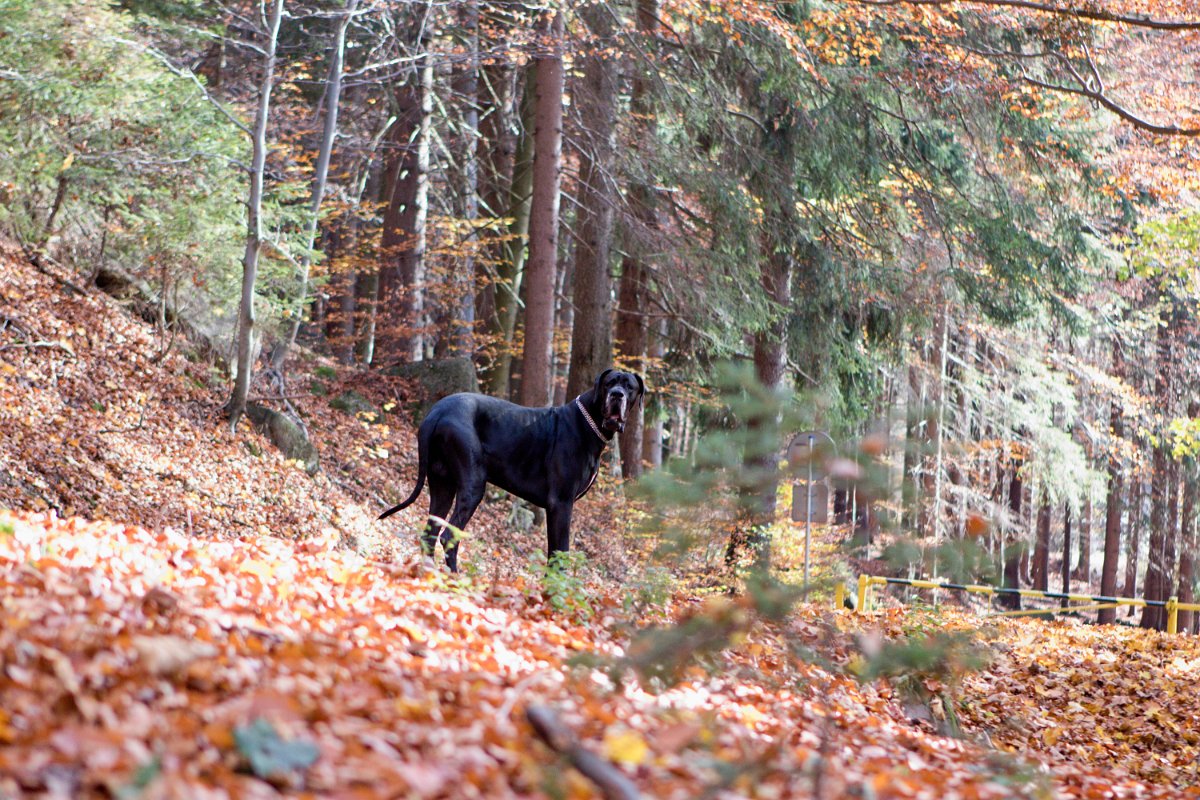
[857,573,869,613]
[1168,597,1179,635]
[851,486,860,556]
[805,434,813,593]
[834,582,845,610]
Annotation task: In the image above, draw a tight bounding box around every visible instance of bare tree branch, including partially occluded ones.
[852,0,1200,31]
[1022,75,1200,136]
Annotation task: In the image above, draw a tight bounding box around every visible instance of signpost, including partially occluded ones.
[787,431,835,592]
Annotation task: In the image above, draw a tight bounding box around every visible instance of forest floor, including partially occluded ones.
[3,244,1200,799]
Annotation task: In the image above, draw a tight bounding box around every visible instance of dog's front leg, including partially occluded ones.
[545,502,573,558]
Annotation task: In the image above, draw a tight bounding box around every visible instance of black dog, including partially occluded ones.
[378,368,644,571]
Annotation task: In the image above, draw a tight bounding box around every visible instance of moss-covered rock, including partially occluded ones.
[330,390,380,423]
[385,357,478,421]
[246,403,319,475]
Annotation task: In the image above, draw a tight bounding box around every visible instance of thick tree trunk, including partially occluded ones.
[1140,444,1171,630]
[518,7,564,408]
[999,458,1023,610]
[379,23,432,364]
[1032,493,1051,592]
[1141,313,1173,630]
[564,2,618,401]
[475,58,516,373]
[614,0,659,478]
[1098,378,1124,624]
[228,0,284,432]
[486,64,535,399]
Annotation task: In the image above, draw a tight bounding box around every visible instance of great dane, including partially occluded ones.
[378,368,644,571]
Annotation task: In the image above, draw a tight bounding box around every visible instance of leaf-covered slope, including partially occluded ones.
[959,617,1200,790]
[0,242,542,563]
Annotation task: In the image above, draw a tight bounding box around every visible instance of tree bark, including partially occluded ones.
[1123,476,1142,604]
[283,0,357,357]
[449,0,479,356]
[1098,372,1124,623]
[614,0,659,478]
[475,56,516,374]
[642,318,667,470]
[901,361,923,531]
[228,0,285,432]
[999,458,1023,610]
[486,63,536,399]
[1178,459,1197,634]
[378,15,432,364]
[564,3,618,400]
[1073,493,1092,582]
[1032,492,1051,592]
[1061,502,1072,606]
[518,7,565,408]
[1141,312,1173,630]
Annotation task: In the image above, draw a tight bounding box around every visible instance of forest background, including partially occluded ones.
[5,0,1200,796]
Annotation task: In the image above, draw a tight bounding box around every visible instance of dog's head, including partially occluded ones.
[591,368,645,435]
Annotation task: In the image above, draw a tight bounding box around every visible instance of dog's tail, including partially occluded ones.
[378,421,431,520]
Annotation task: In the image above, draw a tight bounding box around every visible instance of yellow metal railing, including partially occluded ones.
[838,574,1200,635]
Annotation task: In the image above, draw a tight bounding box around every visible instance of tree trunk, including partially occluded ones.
[999,458,1023,610]
[1178,460,1197,634]
[901,361,923,531]
[475,56,516,374]
[284,0,357,357]
[1141,312,1173,630]
[1032,493,1051,592]
[518,7,564,408]
[379,19,432,364]
[641,317,666,471]
[1098,374,1124,624]
[228,0,284,432]
[614,0,659,478]
[564,4,618,401]
[1073,493,1092,582]
[449,0,479,355]
[1123,477,1142,605]
[1061,502,1072,606]
[486,63,535,399]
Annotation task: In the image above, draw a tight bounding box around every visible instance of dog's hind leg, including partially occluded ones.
[422,480,455,561]
[443,477,485,573]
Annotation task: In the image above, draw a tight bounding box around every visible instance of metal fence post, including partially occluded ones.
[857,573,869,613]
[835,582,845,611]
[1168,596,1179,635]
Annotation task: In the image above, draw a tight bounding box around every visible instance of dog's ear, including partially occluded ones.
[592,368,615,399]
[633,373,645,405]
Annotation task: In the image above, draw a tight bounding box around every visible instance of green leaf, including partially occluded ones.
[233,718,319,780]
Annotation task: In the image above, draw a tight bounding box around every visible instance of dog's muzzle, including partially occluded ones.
[603,393,628,433]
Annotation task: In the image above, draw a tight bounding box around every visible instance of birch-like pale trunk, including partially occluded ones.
[284,0,358,354]
[228,0,285,432]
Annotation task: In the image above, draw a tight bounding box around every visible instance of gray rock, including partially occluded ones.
[385,357,478,420]
[246,402,319,475]
[330,390,380,423]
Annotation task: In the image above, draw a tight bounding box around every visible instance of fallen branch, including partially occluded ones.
[525,705,641,800]
[0,340,76,357]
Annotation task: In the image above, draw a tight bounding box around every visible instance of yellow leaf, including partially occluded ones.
[603,729,649,767]
[240,559,274,580]
[1042,727,1063,746]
